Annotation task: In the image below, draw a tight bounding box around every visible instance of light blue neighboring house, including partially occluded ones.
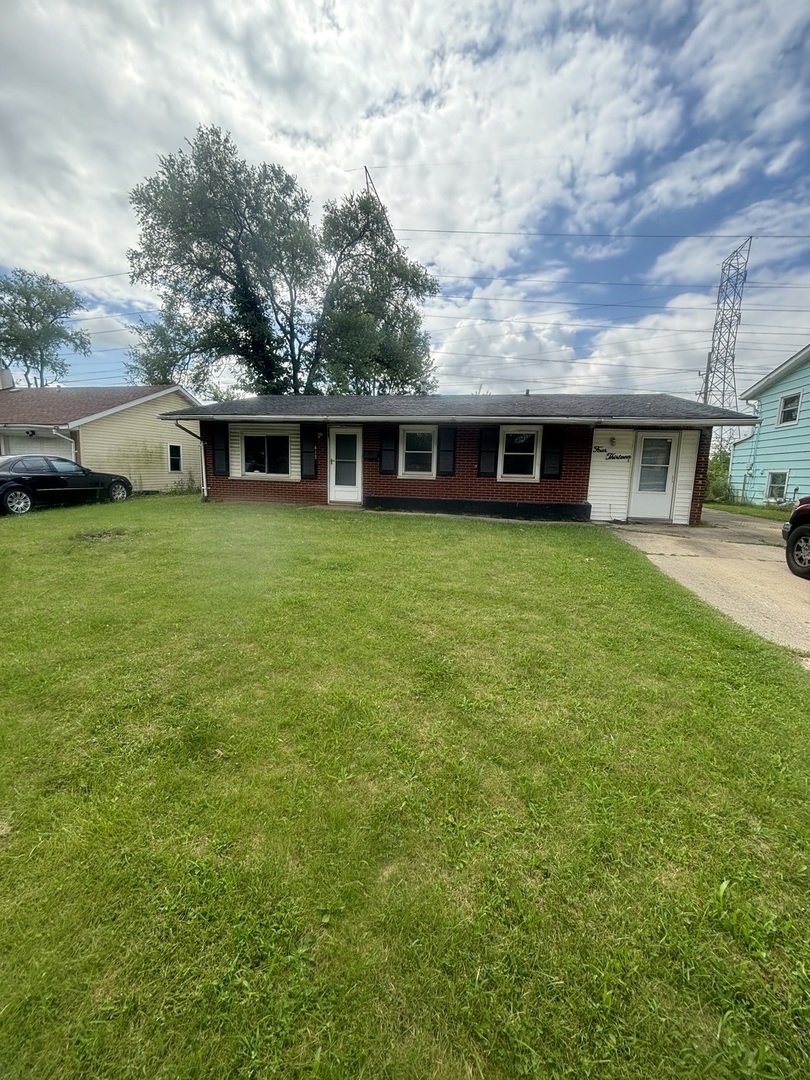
[729,342,810,504]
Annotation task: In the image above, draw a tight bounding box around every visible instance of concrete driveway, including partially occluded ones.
[612,509,810,657]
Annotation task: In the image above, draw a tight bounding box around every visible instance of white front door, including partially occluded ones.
[328,427,362,503]
[628,434,679,520]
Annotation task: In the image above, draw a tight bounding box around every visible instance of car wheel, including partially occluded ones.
[2,487,33,515]
[786,525,810,578]
[109,481,129,502]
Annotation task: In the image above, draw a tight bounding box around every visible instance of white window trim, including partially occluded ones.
[497,425,542,482]
[765,470,789,502]
[167,443,183,472]
[242,431,293,480]
[776,391,802,427]
[398,425,437,479]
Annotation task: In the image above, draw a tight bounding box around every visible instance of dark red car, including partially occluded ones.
[783,496,810,578]
[0,455,131,515]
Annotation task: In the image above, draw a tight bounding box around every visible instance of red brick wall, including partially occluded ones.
[689,427,712,526]
[363,424,592,504]
[200,420,592,507]
[201,421,328,505]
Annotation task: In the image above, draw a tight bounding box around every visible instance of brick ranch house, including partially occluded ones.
[162,393,757,525]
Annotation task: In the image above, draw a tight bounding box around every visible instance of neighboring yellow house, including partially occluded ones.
[0,385,201,492]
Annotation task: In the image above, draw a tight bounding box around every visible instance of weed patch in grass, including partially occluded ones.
[70,527,131,542]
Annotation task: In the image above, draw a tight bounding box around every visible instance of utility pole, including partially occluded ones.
[700,237,752,450]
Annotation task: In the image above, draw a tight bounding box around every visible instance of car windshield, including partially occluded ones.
[0,456,16,468]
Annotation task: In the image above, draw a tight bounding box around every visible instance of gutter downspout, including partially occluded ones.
[174,420,208,501]
[50,427,76,461]
[749,401,762,503]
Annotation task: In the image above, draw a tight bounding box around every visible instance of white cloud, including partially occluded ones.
[0,0,807,393]
[636,141,763,216]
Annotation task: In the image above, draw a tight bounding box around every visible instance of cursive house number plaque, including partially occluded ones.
[593,445,631,461]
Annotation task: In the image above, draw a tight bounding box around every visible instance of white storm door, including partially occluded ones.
[328,427,362,503]
[628,434,678,519]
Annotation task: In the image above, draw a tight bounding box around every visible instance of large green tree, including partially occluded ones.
[0,269,90,387]
[126,126,438,396]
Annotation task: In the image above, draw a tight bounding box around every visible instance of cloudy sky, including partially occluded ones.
[2,0,809,402]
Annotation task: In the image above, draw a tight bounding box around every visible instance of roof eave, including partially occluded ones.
[160,411,758,427]
[742,341,810,401]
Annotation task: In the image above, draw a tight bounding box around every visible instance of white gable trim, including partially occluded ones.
[63,386,200,429]
[742,342,810,401]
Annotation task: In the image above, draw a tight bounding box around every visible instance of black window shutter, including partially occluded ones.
[437,426,456,476]
[478,426,498,476]
[540,426,565,479]
[300,426,317,479]
[212,425,229,476]
[379,426,398,474]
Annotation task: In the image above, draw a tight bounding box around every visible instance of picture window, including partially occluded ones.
[244,434,290,476]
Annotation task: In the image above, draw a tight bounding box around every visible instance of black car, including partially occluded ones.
[782,495,810,578]
[0,455,132,515]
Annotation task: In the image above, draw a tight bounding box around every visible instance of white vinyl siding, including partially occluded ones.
[588,427,700,524]
[587,428,635,521]
[76,389,200,492]
[671,430,699,525]
[229,424,301,481]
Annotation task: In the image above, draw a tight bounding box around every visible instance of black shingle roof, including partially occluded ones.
[161,393,756,425]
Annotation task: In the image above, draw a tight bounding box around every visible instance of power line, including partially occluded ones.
[59,267,810,292]
[435,292,810,317]
[427,310,810,337]
[433,274,810,290]
[400,227,810,240]
[60,272,131,284]
[65,307,160,323]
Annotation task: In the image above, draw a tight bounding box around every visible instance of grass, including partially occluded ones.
[705,501,792,522]
[2,496,810,1079]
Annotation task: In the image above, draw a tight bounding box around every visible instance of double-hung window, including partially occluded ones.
[765,471,788,501]
[243,434,291,476]
[398,426,437,478]
[498,426,541,481]
[168,444,182,472]
[777,392,801,426]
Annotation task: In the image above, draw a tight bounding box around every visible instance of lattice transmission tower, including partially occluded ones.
[700,237,752,449]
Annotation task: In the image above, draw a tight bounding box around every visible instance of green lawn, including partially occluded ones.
[2,497,809,1079]
[705,502,792,522]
